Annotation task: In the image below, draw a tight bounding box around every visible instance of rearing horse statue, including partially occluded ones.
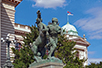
[31,10,48,62]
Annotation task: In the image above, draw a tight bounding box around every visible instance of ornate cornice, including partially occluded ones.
[2,0,22,7]
[15,30,29,36]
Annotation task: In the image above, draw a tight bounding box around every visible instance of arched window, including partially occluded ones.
[15,43,21,51]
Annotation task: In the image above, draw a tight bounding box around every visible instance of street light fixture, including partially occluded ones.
[1,34,14,68]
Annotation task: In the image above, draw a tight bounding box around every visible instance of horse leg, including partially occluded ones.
[31,42,37,55]
[31,36,44,62]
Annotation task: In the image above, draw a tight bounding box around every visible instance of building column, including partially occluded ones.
[84,48,88,66]
[0,1,2,67]
[0,0,22,67]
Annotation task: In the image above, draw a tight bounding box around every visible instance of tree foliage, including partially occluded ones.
[55,35,85,68]
[86,62,102,68]
[11,25,39,68]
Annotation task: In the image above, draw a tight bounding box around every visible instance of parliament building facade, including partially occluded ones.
[0,0,90,67]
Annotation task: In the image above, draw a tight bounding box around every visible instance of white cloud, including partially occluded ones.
[32,0,67,8]
[88,58,102,65]
[74,7,102,39]
[88,51,95,55]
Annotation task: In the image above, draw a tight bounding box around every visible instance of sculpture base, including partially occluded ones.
[29,62,63,68]
[29,57,63,68]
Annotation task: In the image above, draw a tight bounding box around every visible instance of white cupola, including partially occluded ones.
[62,22,78,36]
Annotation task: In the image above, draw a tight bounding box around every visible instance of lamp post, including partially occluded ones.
[1,34,14,68]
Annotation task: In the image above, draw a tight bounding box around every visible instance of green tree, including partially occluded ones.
[86,62,102,68]
[11,25,39,68]
[55,35,85,68]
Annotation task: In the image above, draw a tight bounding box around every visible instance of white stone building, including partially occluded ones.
[0,0,31,67]
[62,22,90,66]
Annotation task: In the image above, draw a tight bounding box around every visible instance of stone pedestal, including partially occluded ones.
[29,62,63,68]
[29,57,63,68]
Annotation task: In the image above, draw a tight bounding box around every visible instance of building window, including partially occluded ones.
[15,43,21,51]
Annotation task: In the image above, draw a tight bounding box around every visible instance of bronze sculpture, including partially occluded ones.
[31,10,48,62]
[31,10,63,63]
[47,18,63,59]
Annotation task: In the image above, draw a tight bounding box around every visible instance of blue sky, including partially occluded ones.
[15,0,102,64]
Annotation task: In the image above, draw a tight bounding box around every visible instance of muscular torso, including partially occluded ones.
[48,24,61,37]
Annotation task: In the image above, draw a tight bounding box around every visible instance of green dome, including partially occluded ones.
[62,22,78,36]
